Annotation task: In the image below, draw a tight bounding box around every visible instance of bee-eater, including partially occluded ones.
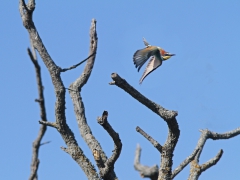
[133,38,175,84]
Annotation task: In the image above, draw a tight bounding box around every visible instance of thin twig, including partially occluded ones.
[136,126,162,153]
[40,141,51,146]
[60,53,96,72]
[39,120,57,129]
[27,47,48,180]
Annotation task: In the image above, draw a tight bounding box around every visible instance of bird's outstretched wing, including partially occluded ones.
[133,49,150,72]
[133,46,158,72]
[139,53,162,84]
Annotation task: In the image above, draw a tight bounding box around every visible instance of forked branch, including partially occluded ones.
[171,148,199,179]
[20,1,99,179]
[188,127,240,180]
[68,19,118,179]
[110,73,180,180]
[96,111,122,179]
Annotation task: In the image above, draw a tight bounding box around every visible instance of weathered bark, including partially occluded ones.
[19,1,99,179]
[28,47,48,180]
[110,73,179,180]
[67,20,119,179]
[171,148,199,179]
[96,111,122,179]
[188,128,240,180]
[134,144,159,180]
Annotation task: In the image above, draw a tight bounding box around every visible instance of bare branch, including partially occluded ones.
[136,126,162,153]
[60,53,96,72]
[39,120,58,129]
[40,141,51,146]
[110,73,180,179]
[201,149,223,172]
[69,19,98,90]
[134,144,159,180]
[110,73,177,121]
[97,111,122,179]
[188,127,240,180]
[188,150,223,180]
[209,127,240,140]
[20,2,99,179]
[171,148,199,179]
[27,47,48,180]
[27,48,38,67]
[195,128,240,162]
[68,19,117,179]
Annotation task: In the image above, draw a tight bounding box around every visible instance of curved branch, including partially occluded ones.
[68,20,117,179]
[69,19,98,91]
[110,73,180,179]
[134,144,159,180]
[110,73,177,121]
[60,52,96,72]
[188,127,240,180]
[195,128,240,162]
[97,111,122,179]
[136,126,162,153]
[201,149,223,172]
[209,127,240,140]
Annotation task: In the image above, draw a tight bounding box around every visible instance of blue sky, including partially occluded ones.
[1,1,240,180]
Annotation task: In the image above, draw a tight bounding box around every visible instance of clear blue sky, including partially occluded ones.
[1,1,240,180]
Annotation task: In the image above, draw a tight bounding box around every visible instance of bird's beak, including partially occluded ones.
[162,53,175,60]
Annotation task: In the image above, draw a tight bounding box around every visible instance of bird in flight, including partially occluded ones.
[133,38,175,84]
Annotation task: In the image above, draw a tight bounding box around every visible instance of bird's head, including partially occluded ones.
[158,47,175,60]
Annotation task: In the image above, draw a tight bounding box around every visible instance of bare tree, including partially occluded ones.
[19,1,240,180]
[20,1,121,179]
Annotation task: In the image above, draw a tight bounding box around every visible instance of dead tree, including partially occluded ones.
[19,1,240,180]
[19,1,121,180]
